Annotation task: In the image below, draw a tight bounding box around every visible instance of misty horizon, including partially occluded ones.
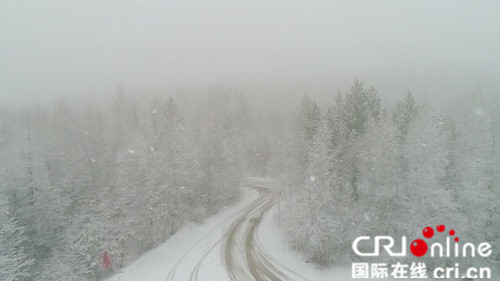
[2,0,500,106]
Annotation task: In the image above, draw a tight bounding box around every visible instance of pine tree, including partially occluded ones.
[393,92,418,142]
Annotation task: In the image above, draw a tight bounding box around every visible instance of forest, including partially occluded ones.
[0,90,263,280]
[0,80,498,280]
[280,80,499,273]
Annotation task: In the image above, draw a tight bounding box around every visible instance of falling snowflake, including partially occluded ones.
[178,124,185,130]
[180,186,185,190]
[128,149,135,154]
[309,176,315,182]
[421,143,427,147]
[91,158,96,163]
[152,109,157,114]
[150,147,155,152]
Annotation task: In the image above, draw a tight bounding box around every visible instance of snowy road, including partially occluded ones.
[173,177,308,281]
[108,178,311,281]
[221,179,310,281]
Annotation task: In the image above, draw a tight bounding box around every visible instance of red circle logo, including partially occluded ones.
[410,239,428,257]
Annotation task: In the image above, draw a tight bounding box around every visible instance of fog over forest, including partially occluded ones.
[2,1,500,105]
[1,1,499,281]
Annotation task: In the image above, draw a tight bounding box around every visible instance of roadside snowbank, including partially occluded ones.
[258,203,398,281]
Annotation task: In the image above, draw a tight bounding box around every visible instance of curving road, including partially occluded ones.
[166,178,310,281]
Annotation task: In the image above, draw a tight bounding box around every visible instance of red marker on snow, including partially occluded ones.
[102,251,112,269]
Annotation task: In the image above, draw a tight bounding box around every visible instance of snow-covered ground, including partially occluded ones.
[258,205,352,280]
[258,205,399,281]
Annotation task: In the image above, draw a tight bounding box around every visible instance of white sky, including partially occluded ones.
[1,0,499,104]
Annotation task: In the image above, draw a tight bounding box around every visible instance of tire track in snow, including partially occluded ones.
[189,192,267,281]
[222,190,271,280]
[222,181,311,281]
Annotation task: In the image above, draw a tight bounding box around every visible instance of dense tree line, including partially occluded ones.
[0,91,278,280]
[281,80,499,272]
[0,82,497,279]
